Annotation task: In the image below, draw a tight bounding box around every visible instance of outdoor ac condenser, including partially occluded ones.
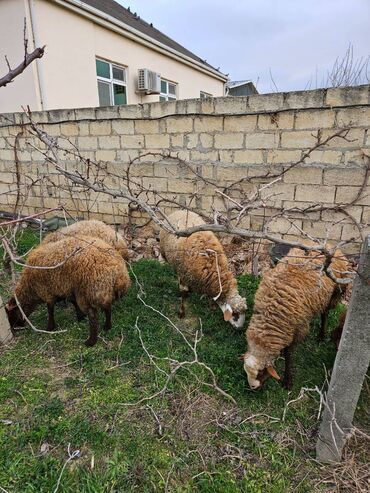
[137,69,161,94]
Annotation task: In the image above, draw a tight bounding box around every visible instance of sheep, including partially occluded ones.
[42,219,129,261]
[5,235,131,347]
[243,245,349,390]
[160,210,247,328]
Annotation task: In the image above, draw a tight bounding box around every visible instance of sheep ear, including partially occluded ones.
[267,366,280,380]
[224,308,233,321]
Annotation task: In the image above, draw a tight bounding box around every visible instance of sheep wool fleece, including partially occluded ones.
[42,220,129,261]
[247,246,349,359]
[160,210,237,301]
[15,235,130,314]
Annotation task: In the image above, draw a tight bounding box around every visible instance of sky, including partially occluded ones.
[116,0,370,93]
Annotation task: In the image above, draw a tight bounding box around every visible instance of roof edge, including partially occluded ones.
[53,0,228,82]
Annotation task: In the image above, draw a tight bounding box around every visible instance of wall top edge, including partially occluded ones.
[1,85,369,125]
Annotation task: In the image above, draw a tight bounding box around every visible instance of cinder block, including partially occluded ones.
[267,149,301,164]
[244,132,278,149]
[218,150,234,163]
[281,130,317,148]
[60,122,78,136]
[336,107,370,127]
[234,150,264,164]
[186,133,199,149]
[167,179,193,193]
[194,116,223,132]
[75,108,96,120]
[215,133,244,149]
[224,115,257,132]
[335,186,370,206]
[99,136,120,149]
[144,134,169,149]
[321,128,365,148]
[166,117,193,133]
[326,86,370,107]
[258,113,294,130]
[78,136,98,150]
[191,150,218,162]
[295,109,335,129]
[248,93,284,112]
[121,135,145,148]
[90,121,112,136]
[112,120,135,135]
[295,184,336,202]
[305,150,343,165]
[214,97,247,113]
[135,120,159,134]
[284,167,323,184]
[199,133,213,148]
[96,150,116,161]
[323,168,366,186]
[171,134,184,147]
[285,89,325,109]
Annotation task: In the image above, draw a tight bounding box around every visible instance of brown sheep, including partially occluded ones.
[160,210,247,328]
[6,235,131,346]
[43,219,129,261]
[243,245,349,389]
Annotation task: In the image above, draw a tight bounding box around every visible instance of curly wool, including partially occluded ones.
[160,210,238,302]
[13,235,130,317]
[245,246,349,373]
[43,220,129,261]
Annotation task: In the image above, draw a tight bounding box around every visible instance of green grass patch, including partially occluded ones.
[0,234,368,492]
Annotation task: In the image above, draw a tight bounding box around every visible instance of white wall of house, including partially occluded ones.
[0,0,225,113]
[0,0,40,113]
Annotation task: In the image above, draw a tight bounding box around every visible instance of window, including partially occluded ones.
[160,79,177,101]
[200,91,213,100]
[96,58,127,106]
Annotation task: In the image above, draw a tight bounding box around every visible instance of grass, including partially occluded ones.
[0,230,368,492]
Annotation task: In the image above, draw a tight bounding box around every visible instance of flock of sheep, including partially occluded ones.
[5,211,349,390]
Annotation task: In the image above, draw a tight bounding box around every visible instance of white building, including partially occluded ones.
[0,0,227,113]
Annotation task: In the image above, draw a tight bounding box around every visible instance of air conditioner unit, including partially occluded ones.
[137,68,161,94]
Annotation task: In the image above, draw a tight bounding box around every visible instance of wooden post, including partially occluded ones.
[316,235,370,463]
[0,295,13,344]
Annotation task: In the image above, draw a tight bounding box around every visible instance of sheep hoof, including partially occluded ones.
[85,338,97,347]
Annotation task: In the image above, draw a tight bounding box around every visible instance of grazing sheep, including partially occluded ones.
[160,210,247,328]
[243,245,349,389]
[43,219,129,260]
[6,235,130,346]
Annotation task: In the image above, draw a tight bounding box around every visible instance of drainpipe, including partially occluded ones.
[24,0,45,110]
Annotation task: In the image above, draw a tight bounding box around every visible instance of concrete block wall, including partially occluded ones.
[0,85,369,248]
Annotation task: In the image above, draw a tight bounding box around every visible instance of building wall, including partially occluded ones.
[0,0,40,113]
[0,0,225,113]
[1,85,369,251]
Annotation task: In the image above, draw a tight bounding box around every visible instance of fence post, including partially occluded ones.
[316,235,370,463]
[0,295,13,345]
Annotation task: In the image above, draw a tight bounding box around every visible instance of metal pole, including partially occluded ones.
[316,235,370,462]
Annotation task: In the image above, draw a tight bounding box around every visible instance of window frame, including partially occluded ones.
[200,91,213,100]
[96,57,128,106]
[159,78,177,102]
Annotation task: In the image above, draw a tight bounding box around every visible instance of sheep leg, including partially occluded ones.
[104,306,112,332]
[46,303,56,332]
[319,310,329,341]
[85,308,99,347]
[282,345,294,390]
[71,297,86,322]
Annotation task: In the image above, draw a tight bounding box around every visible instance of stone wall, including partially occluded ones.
[0,85,369,249]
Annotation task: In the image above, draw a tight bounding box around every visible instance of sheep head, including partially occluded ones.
[5,297,26,328]
[243,353,280,390]
[217,294,247,329]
